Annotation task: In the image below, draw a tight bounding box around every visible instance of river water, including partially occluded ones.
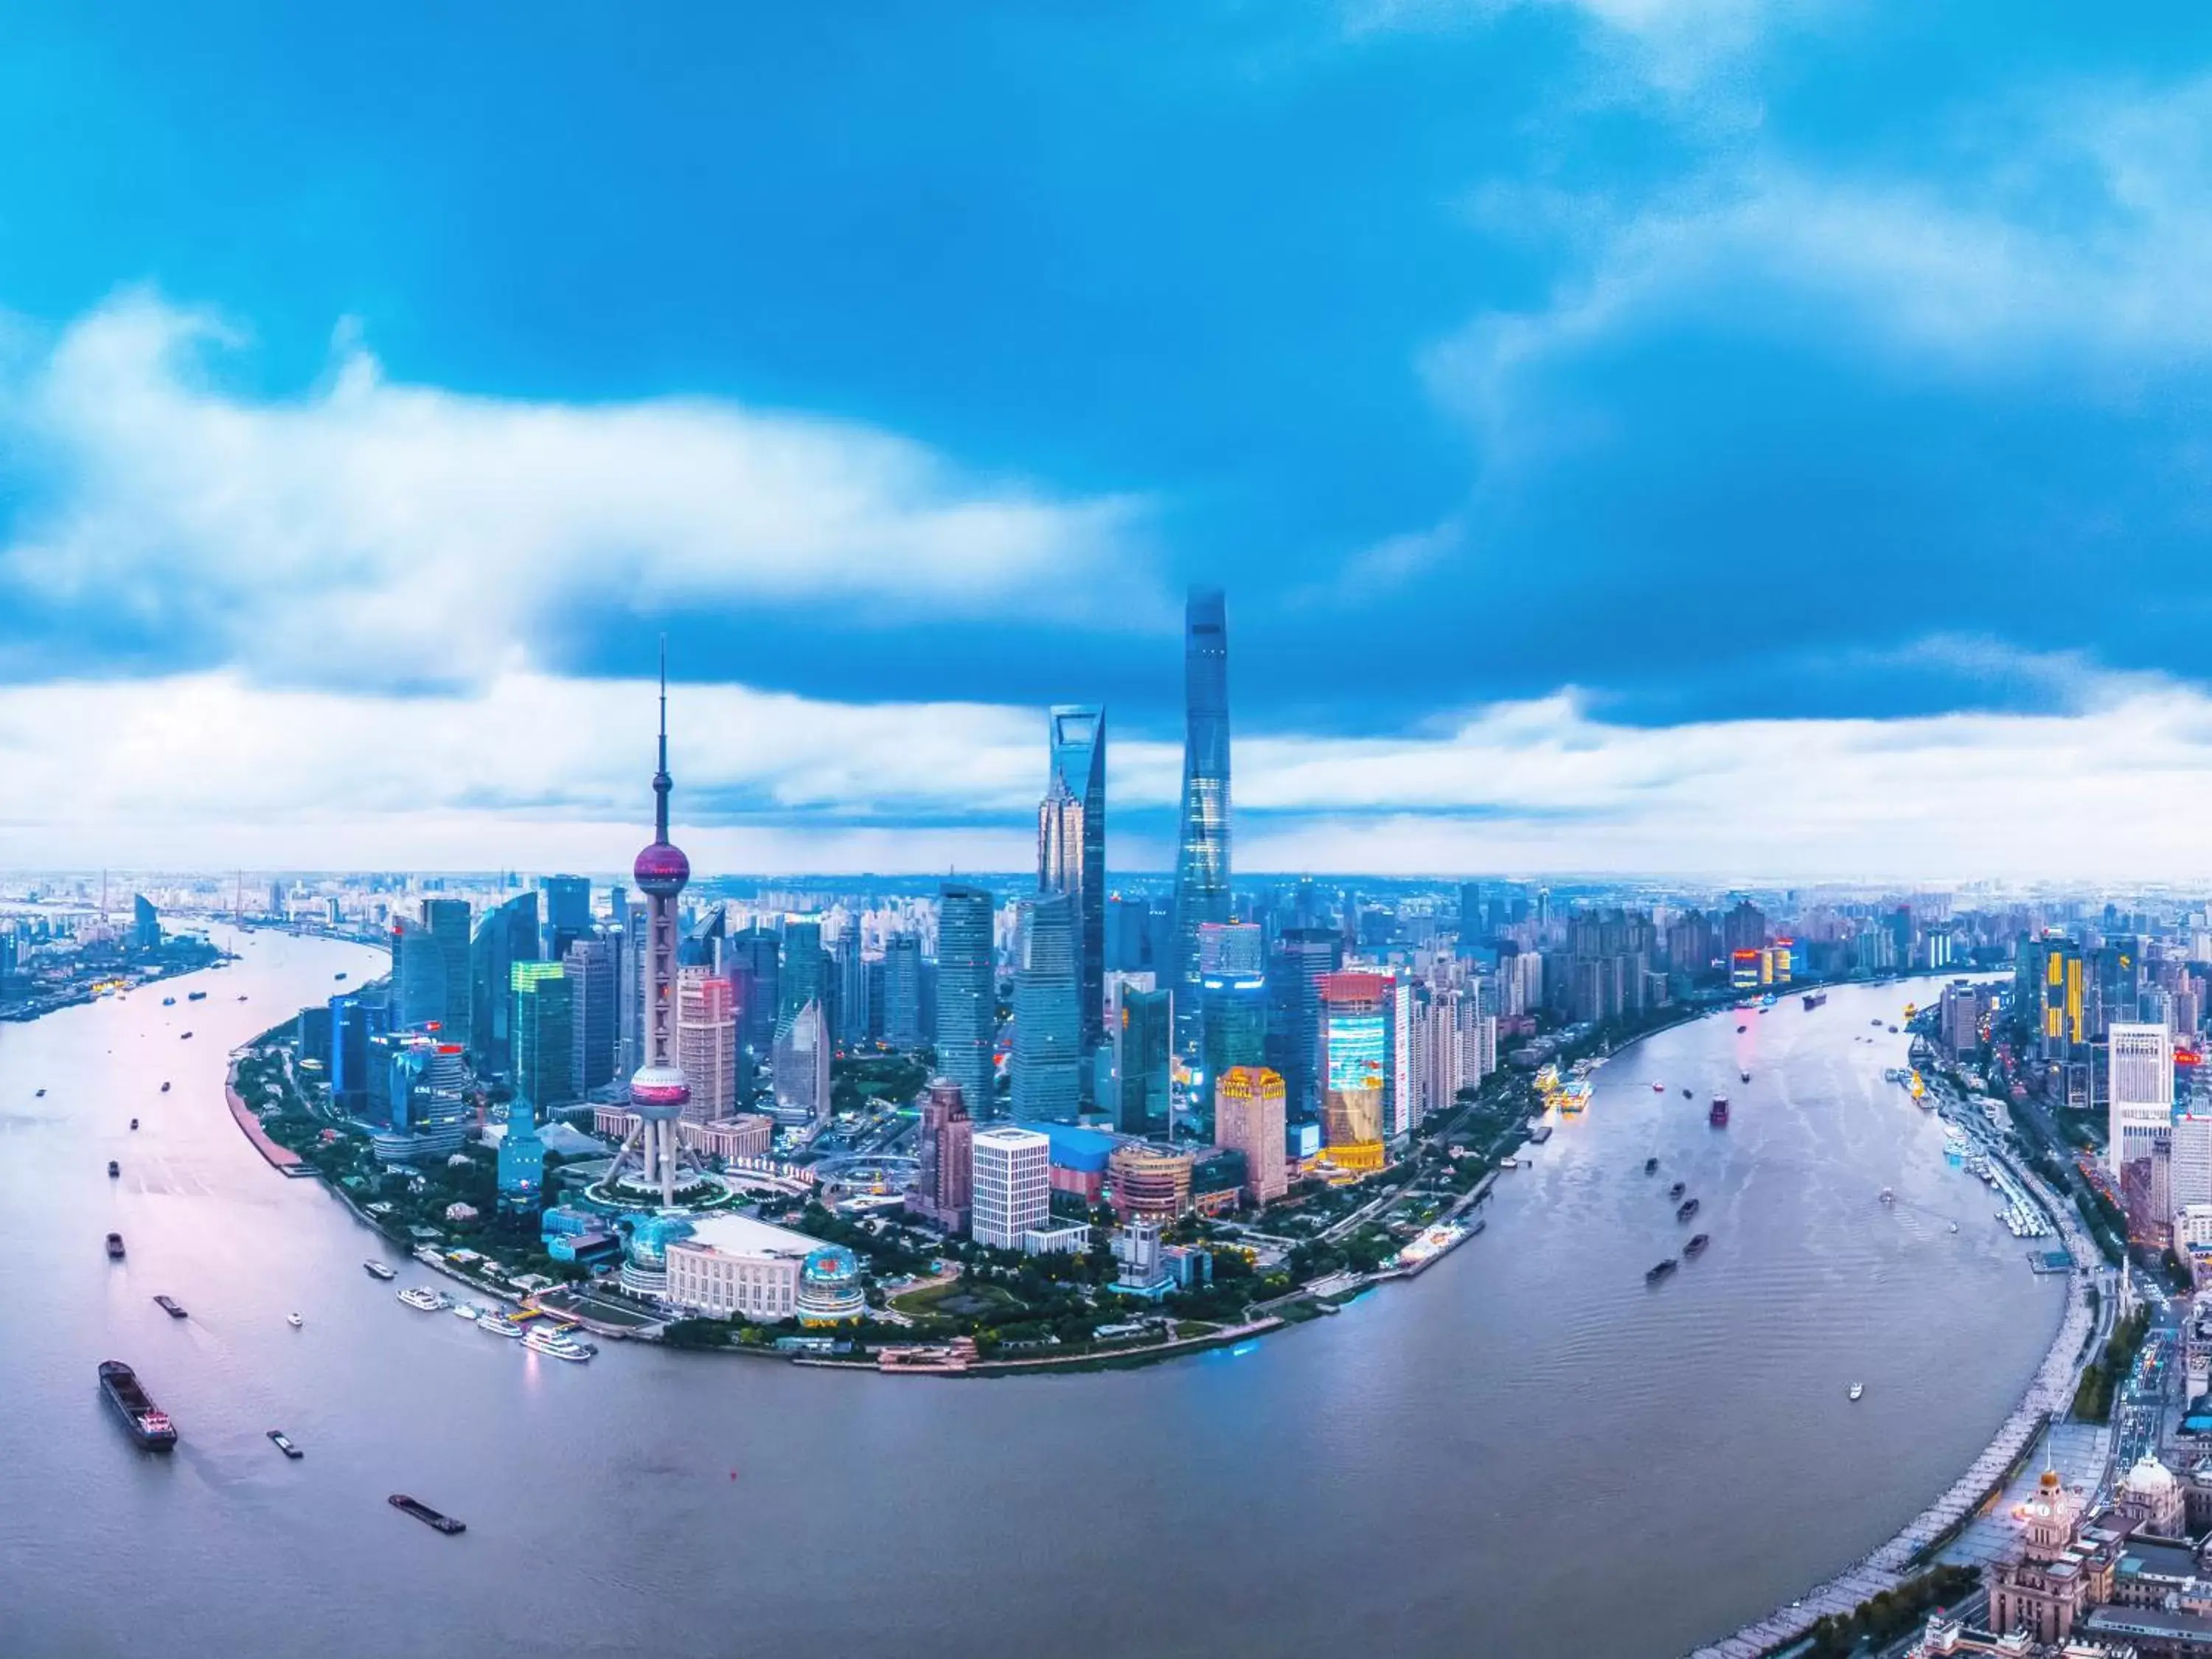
[0,931,2056,1658]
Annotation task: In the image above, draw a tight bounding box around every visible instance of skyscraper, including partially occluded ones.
[676,967,737,1123]
[936,884,997,1119]
[771,999,831,1126]
[1319,972,1392,1173]
[393,917,447,1032]
[1172,588,1231,1062]
[1198,921,1266,1119]
[1266,927,1341,1121]
[779,919,824,1038]
[882,933,924,1048]
[510,960,575,1112]
[970,1125,1050,1250]
[541,874,593,960]
[1214,1065,1287,1207]
[610,652,694,1207]
[423,898,474,1050]
[1037,706,1106,1051]
[2110,1022,2175,1180]
[1012,893,1083,1123]
[1107,974,1172,1138]
[911,1076,975,1232]
[564,935,617,1096]
[470,891,539,1074]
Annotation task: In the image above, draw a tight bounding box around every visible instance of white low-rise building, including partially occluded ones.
[663,1213,822,1321]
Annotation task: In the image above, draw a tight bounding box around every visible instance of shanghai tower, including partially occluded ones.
[1172,588,1231,1063]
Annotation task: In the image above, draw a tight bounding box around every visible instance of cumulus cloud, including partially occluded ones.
[10,663,2212,879]
[0,291,1150,690]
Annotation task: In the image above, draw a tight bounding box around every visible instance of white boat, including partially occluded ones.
[451,1301,481,1320]
[1848,1382,1864,1400]
[397,1287,448,1312]
[524,1327,592,1362]
[476,1312,524,1339]
[1949,1222,1959,1234]
[285,1312,303,1329]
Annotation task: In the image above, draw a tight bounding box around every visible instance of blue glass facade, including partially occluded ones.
[1012,892,1083,1124]
[1038,705,1106,1052]
[1172,588,1231,1062]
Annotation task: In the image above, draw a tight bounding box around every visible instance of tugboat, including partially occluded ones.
[363,1261,397,1281]
[267,1430,303,1459]
[153,1295,187,1320]
[128,1118,138,1131]
[1681,1087,1691,1099]
[1739,1071,1750,1084]
[1645,1259,1678,1284]
[159,1081,170,1093]
[1709,1097,1731,1127]
[1684,1233,1711,1257]
[105,1232,125,1259]
[1677,1197,1701,1221]
[1669,1180,1686,1199]
[99,1361,177,1450]
[1736,1024,1747,1034]
[389,1494,465,1534]
[108,1160,119,1178]
[1644,1156,1659,1174]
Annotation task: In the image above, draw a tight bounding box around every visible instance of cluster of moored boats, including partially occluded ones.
[392,1275,594,1361]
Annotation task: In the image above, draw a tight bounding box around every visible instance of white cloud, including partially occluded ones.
[0,291,1152,689]
[1432,76,2212,445]
[11,663,2212,880]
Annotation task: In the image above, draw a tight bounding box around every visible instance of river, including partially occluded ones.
[0,931,2057,1658]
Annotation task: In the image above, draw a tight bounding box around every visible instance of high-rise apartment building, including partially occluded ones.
[936,885,998,1119]
[1172,587,1231,1063]
[1012,893,1084,1123]
[676,967,737,1124]
[970,1124,1051,1250]
[1214,1065,1287,1207]
[1038,706,1106,1051]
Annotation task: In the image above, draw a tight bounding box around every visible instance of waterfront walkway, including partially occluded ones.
[1687,1140,2100,1659]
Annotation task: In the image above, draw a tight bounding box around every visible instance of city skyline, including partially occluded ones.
[13,10,2212,875]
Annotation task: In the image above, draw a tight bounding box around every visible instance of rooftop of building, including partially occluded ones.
[973,1124,1051,1149]
[673,1211,824,1261]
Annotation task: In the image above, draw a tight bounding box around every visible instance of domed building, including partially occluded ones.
[795,1245,865,1326]
[2115,1452,2185,1539]
[619,1214,696,1301]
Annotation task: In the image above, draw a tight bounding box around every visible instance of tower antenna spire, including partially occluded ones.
[653,635,672,844]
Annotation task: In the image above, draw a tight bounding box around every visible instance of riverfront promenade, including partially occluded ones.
[1687,1139,2101,1659]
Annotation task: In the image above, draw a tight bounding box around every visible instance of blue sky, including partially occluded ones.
[7,1,2212,877]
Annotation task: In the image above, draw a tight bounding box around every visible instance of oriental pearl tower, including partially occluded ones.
[611,647,692,1207]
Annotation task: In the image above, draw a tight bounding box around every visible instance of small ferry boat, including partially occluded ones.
[1803,991,1827,1010]
[1684,1233,1710,1256]
[105,1232,125,1259]
[128,1118,139,1131]
[1709,1097,1730,1127]
[34,1088,44,1097]
[1644,1156,1659,1174]
[178,1032,192,1040]
[1879,1187,1896,1206]
[1498,1157,1519,1169]
[1739,1071,1750,1084]
[451,1301,482,1320]
[388,1494,464,1534]
[363,1261,397,1281]
[524,1326,592,1362]
[153,1295,188,1320]
[398,1286,448,1312]
[159,1081,170,1093]
[1676,1198,1700,1221]
[100,1361,177,1450]
[1681,1087,1691,1099]
[334,972,349,982]
[1848,1382,1864,1402]
[108,1160,119,1178]
[187,990,206,1002]
[1736,1024,1747,1034]
[161,996,176,1006]
[1645,1259,1677,1284]
[1669,1180,1686,1199]
[268,1430,303,1459]
[476,1312,524,1339]
[1652,1082,1665,1092]
[286,1312,304,1328]
[1948,1222,1960,1234]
